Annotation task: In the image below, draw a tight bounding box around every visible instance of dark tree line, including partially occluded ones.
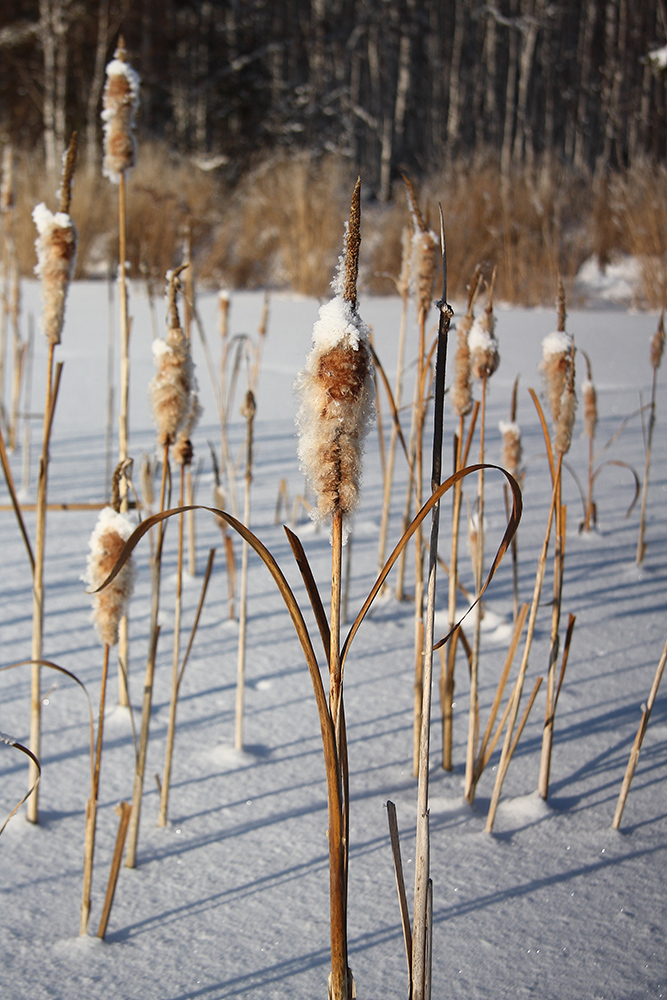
[1,0,666,195]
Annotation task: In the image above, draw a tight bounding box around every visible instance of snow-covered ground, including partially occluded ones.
[0,279,665,999]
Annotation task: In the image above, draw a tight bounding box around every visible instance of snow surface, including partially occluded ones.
[0,281,666,999]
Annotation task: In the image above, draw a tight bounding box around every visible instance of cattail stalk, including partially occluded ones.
[235,390,256,750]
[126,270,194,865]
[296,179,372,1000]
[378,223,412,579]
[500,375,523,621]
[581,351,598,532]
[465,283,499,803]
[411,208,449,1000]
[636,313,664,564]
[28,134,77,823]
[442,268,481,770]
[103,38,140,708]
[538,290,576,801]
[81,502,135,933]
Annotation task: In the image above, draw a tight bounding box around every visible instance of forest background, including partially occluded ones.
[1,0,667,304]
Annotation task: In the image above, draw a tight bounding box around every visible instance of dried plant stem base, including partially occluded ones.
[613,635,667,829]
[97,801,131,940]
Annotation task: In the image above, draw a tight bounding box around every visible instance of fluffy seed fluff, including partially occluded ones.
[499,420,522,477]
[555,378,577,455]
[150,325,195,445]
[83,507,136,647]
[469,309,499,381]
[540,331,574,426]
[410,225,438,317]
[296,295,375,540]
[450,313,474,417]
[172,389,202,467]
[101,45,140,183]
[32,203,77,346]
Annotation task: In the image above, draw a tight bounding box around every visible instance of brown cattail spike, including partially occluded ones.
[557,274,566,333]
[343,178,361,310]
[650,311,665,370]
[59,132,78,214]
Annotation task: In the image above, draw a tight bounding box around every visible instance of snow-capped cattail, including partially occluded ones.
[469,302,499,381]
[404,176,438,317]
[540,330,574,427]
[296,179,374,538]
[499,420,522,477]
[32,204,77,346]
[650,312,665,370]
[102,38,140,183]
[84,507,136,647]
[150,270,194,445]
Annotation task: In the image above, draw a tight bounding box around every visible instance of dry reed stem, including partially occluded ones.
[486,465,559,833]
[411,208,450,1000]
[386,801,412,979]
[80,642,111,935]
[125,439,169,867]
[612,635,667,829]
[235,390,256,750]
[97,800,131,939]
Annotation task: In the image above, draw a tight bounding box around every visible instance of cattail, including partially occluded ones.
[499,420,522,477]
[469,305,499,381]
[150,272,194,445]
[404,177,437,316]
[450,313,474,417]
[296,183,374,539]
[84,507,136,647]
[555,353,577,455]
[540,330,574,426]
[582,379,597,440]
[650,313,665,370]
[101,39,140,183]
[32,203,77,346]
[172,389,201,466]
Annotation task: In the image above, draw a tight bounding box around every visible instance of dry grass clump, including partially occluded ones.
[200,153,354,295]
[609,161,667,308]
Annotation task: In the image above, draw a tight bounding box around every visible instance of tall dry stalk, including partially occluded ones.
[538,282,576,800]
[102,37,140,708]
[126,268,194,866]
[28,134,77,823]
[465,279,499,803]
[500,374,523,619]
[399,177,438,776]
[442,267,481,770]
[636,313,664,564]
[296,178,374,1000]
[158,382,201,827]
[235,389,256,750]
[377,221,412,578]
[81,504,135,934]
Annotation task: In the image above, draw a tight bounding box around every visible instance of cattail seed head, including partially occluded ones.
[102,40,140,183]
[650,313,665,370]
[32,203,77,346]
[150,272,195,446]
[397,224,412,300]
[582,379,597,440]
[469,305,499,381]
[450,313,474,417]
[83,507,136,647]
[555,377,577,455]
[499,420,522,478]
[172,388,201,467]
[403,175,437,317]
[296,297,374,537]
[540,330,574,426]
